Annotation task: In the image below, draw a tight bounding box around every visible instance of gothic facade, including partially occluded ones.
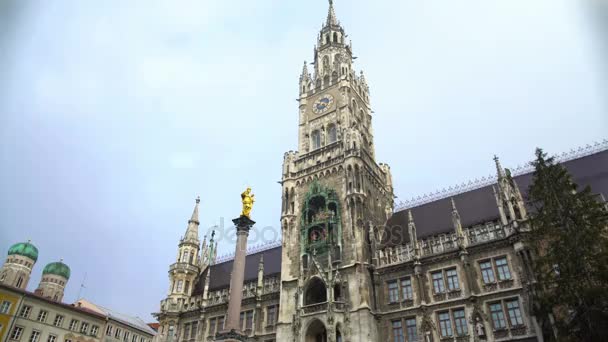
[152,2,608,342]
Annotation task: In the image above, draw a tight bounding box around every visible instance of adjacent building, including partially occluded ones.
[0,243,156,342]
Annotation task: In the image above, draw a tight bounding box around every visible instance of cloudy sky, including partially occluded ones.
[1,0,606,321]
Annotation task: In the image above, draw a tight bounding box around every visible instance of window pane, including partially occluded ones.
[480,261,496,284]
[446,269,460,291]
[506,299,524,326]
[388,281,399,303]
[391,320,404,342]
[438,312,453,337]
[245,311,253,330]
[495,257,511,280]
[405,318,417,341]
[432,272,445,293]
[453,309,468,336]
[490,303,506,329]
[401,278,413,300]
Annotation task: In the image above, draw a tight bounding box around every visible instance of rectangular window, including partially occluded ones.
[131,335,137,342]
[432,271,445,293]
[438,312,453,337]
[453,309,468,336]
[123,331,130,342]
[53,315,64,327]
[0,301,11,314]
[183,324,190,340]
[495,257,512,280]
[218,316,225,332]
[176,280,183,292]
[10,326,24,340]
[106,325,113,336]
[19,305,32,318]
[490,303,507,329]
[80,322,89,334]
[29,331,41,342]
[506,299,524,327]
[91,326,99,337]
[245,311,254,331]
[114,328,121,339]
[37,310,48,323]
[240,312,245,330]
[65,339,72,342]
[405,318,417,341]
[47,335,57,342]
[387,281,399,303]
[480,260,496,284]
[446,268,460,291]
[209,318,216,335]
[267,305,277,325]
[400,278,413,300]
[391,320,404,342]
[190,321,198,339]
[69,320,79,331]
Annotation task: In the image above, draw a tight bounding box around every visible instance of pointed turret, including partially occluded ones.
[451,198,467,248]
[407,210,419,255]
[326,0,338,26]
[494,155,506,178]
[184,197,200,243]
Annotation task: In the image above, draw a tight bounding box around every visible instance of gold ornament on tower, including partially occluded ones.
[241,187,255,218]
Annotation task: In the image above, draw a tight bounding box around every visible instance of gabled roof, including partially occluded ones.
[383,149,608,247]
[75,299,157,336]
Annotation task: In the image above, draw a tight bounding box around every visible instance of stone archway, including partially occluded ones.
[305,319,327,342]
[304,277,327,305]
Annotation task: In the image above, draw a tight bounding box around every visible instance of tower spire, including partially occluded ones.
[494,155,506,178]
[327,0,338,26]
[184,196,200,242]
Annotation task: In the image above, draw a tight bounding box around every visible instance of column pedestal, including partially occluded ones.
[215,215,255,342]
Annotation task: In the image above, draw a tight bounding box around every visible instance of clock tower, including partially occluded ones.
[277,1,394,341]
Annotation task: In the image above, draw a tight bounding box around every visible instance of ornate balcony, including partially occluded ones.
[302,302,328,314]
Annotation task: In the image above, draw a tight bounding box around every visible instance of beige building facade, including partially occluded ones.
[153,2,608,342]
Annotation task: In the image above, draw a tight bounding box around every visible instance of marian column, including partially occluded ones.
[216,188,256,342]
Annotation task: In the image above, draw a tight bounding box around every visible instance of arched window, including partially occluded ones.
[326,34,330,43]
[183,251,189,263]
[311,130,321,150]
[189,252,194,264]
[177,280,184,292]
[304,278,327,305]
[328,124,337,143]
[16,276,23,288]
[333,284,342,301]
[0,272,6,282]
[333,32,338,43]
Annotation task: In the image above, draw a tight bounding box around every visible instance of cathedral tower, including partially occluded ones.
[0,241,38,290]
[277,1,394,341]
[35,260,70,301]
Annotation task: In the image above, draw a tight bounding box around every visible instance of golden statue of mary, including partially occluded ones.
[241,187,255,218]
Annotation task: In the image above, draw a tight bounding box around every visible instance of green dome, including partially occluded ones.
[8,242,39,262]
[43,261,71,279]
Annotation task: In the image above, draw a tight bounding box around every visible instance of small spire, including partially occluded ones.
[189,196,200,225]
[494,155,506,178]
[450,197,457,212]
[327,0,338,26]
[407,209,414,223]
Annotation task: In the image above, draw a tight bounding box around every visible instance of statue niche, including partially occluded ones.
[301,182,342,256]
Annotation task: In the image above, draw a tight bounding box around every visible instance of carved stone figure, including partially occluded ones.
[475,317,486,338]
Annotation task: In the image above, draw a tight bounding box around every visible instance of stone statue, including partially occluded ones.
[241,187,255,218]
[475,317,486,338]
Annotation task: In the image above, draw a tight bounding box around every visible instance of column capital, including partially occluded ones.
[233,215,256,233]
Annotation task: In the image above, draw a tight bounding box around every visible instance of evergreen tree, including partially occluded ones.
[527,148,608,341]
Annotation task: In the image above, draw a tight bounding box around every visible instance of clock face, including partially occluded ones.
[313,94,334,114]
